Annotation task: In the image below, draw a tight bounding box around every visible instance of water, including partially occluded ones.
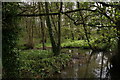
[51,49,110,78]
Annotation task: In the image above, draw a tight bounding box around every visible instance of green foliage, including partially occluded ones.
[62,38,115,51]
[61,40,90,49]
[2,2,20,78]
[35,43,51,48]
[19,50,71,78]
[19,50,54,60]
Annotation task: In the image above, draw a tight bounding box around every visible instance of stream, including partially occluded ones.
[52,49,111,79]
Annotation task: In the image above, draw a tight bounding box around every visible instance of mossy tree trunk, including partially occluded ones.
[2,2,20,78]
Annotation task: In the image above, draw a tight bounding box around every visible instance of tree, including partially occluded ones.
[2,2,20,78]
[17,2,120,68]
[38,2,46,50]
[25,17,34,49]
[45,2,56,55]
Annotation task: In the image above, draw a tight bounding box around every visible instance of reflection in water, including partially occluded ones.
[52,49,111,79]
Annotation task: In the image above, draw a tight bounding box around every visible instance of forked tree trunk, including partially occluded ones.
[45,2,58,55]
[45,2,62,55]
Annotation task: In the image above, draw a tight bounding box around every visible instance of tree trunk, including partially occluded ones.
[45,2,58,55]
[116,20,120,56]
[110,19,120,79]
[57,2,62,55]
[45,2,62,56]
[38,2,45,50]
[25,18,34,49]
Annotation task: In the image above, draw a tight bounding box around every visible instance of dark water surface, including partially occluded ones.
[52,49,111,79]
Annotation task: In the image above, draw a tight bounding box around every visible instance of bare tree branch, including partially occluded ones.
[17,8,96,17]
[99,2,120,9]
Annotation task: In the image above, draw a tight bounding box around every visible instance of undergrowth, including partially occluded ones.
[19,50,71,78]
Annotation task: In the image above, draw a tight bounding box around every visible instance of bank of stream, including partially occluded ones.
[51,49,111,79]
